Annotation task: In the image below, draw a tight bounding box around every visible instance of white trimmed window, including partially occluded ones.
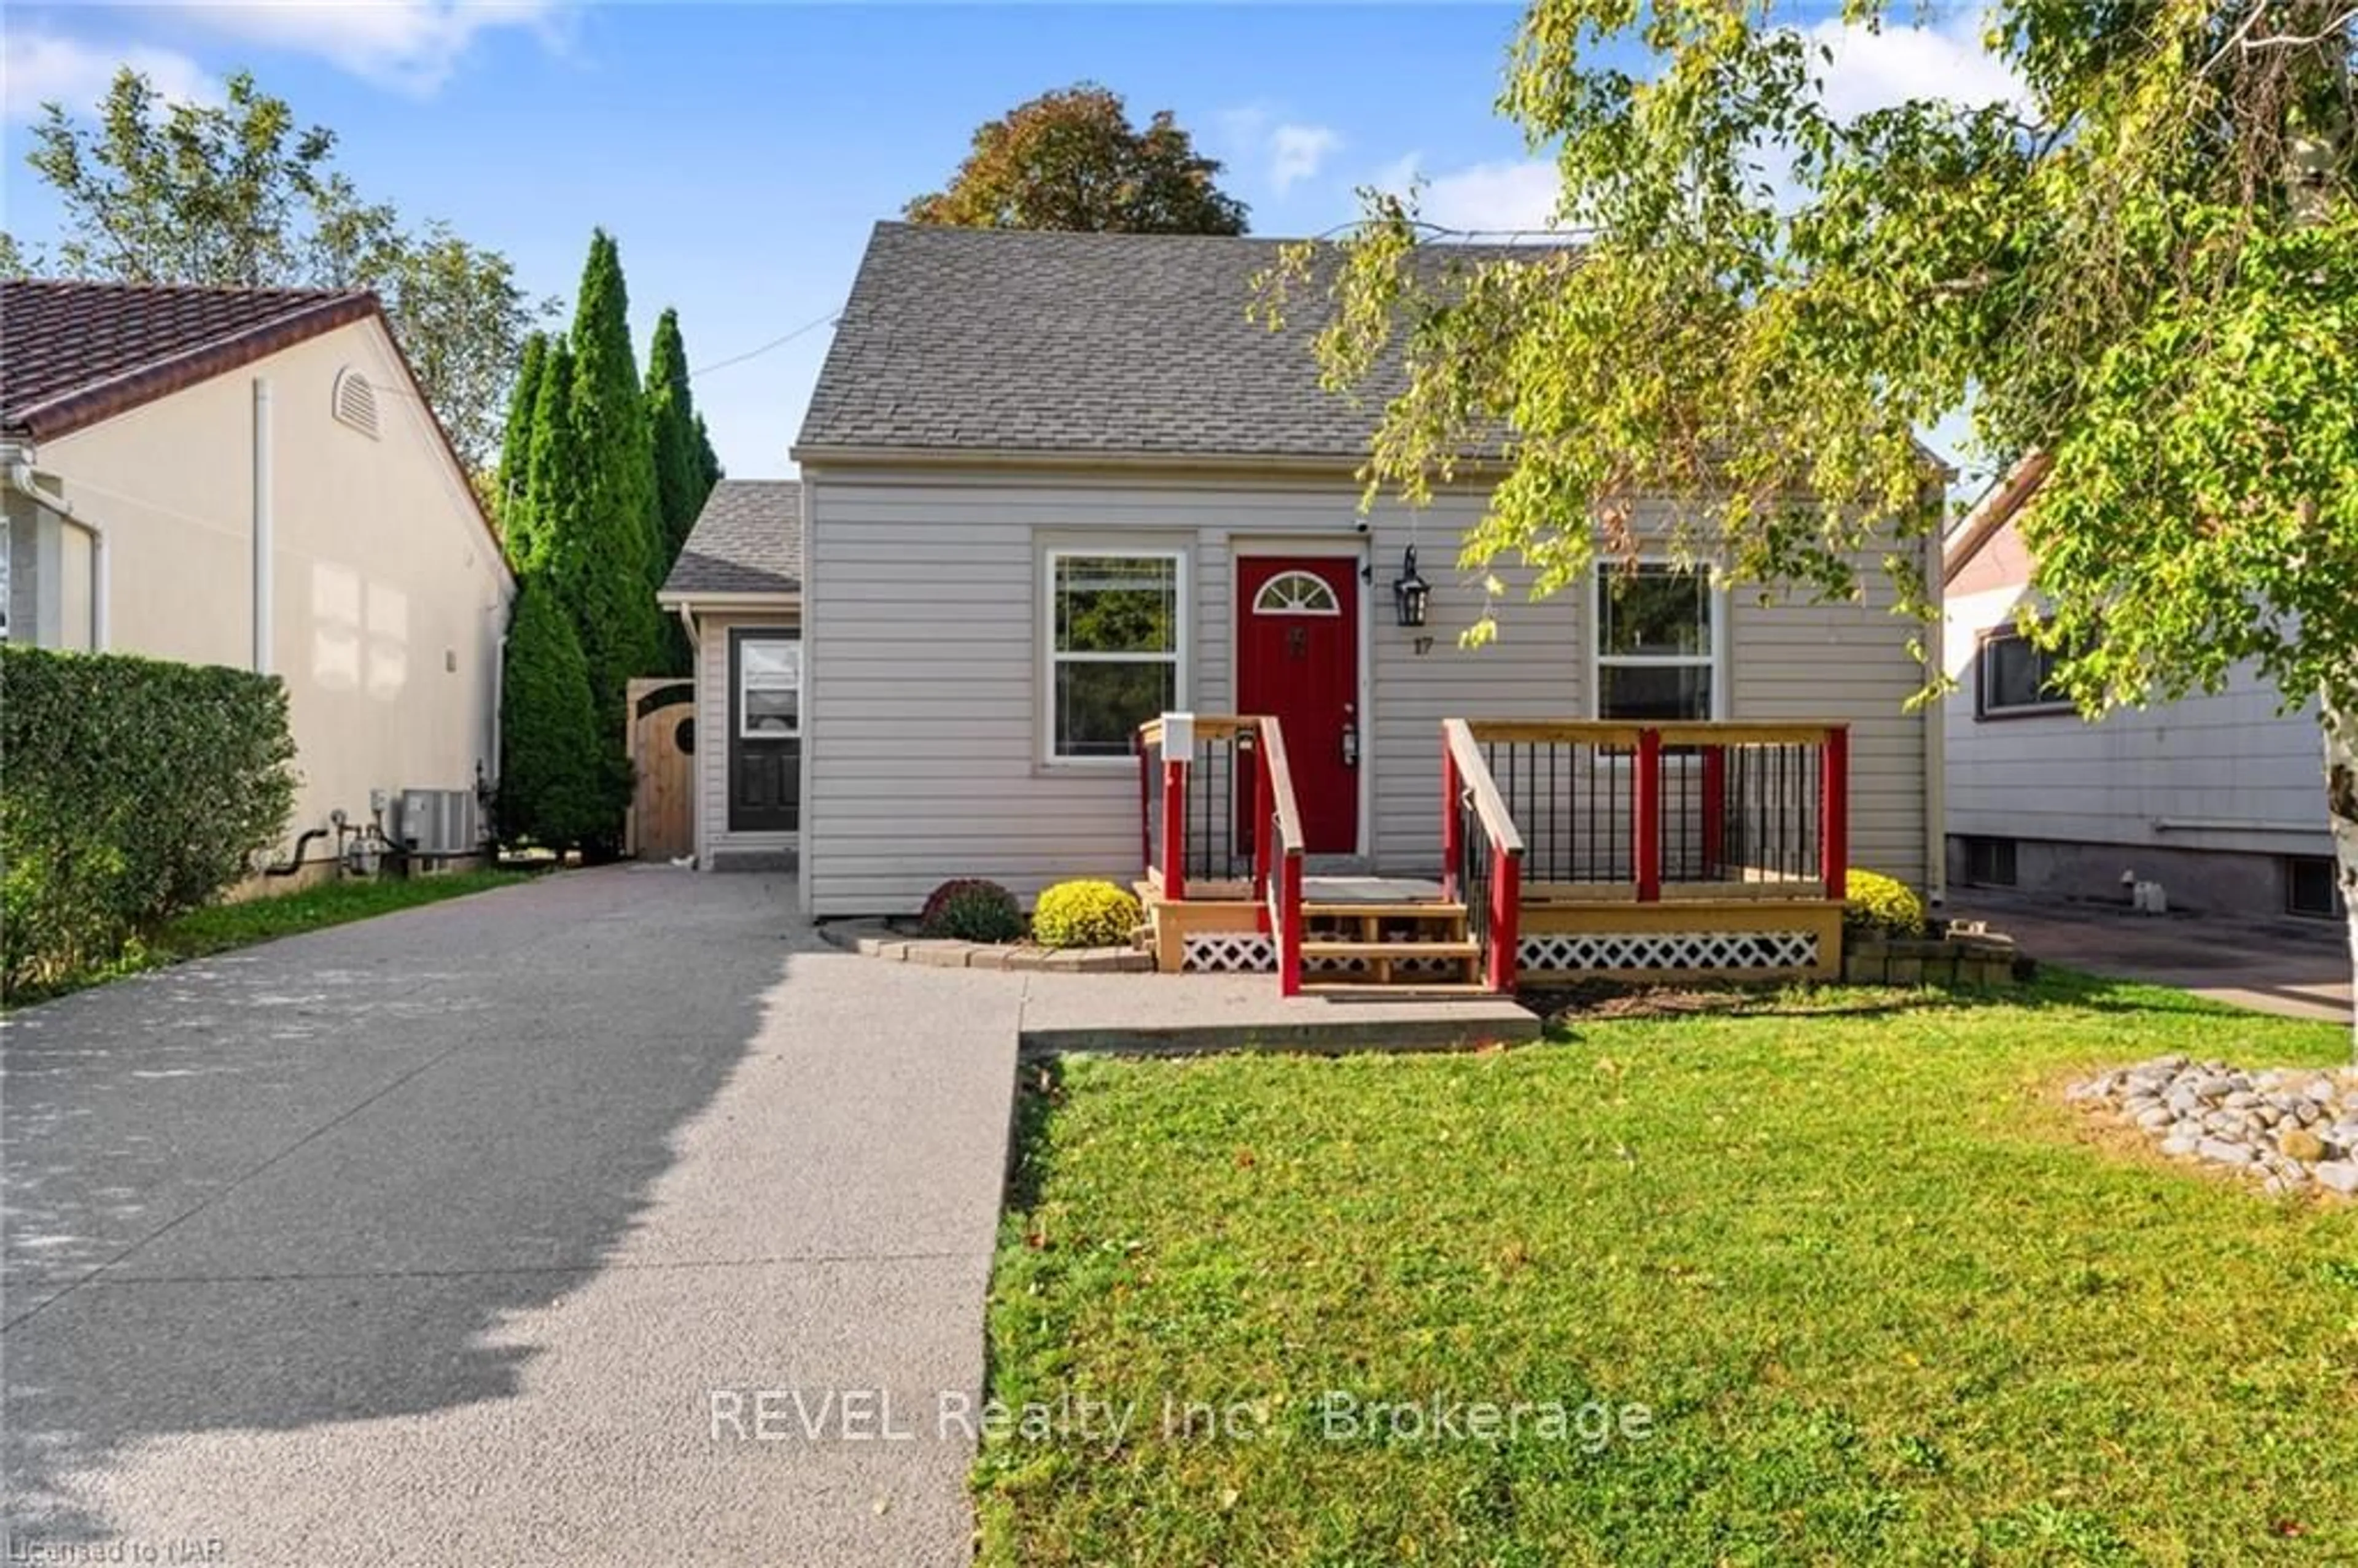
[738,637,801,737]
[1045,549,1184,760]
[1594,562,1719,721]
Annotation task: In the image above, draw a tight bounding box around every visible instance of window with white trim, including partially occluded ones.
[738,637,801,737]
[1595,563,1716,720]
[1046,550,1183,759]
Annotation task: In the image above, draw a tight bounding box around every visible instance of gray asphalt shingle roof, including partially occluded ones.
[796,222,1549,461]
[661,479,803,597]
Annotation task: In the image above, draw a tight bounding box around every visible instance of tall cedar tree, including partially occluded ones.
[693,413,723,495]
[496,576,616,852]
[496,331,547,554]
[516,338,577,579]
[555,230,666,721]
[645,308,716,673]
[907,83,1247,233]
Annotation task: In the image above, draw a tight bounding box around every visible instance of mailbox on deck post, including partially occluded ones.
[1158,712,1193,899]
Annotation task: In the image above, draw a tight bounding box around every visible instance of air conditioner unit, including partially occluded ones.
[394,788,481,858]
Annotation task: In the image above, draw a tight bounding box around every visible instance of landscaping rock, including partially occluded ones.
[2279,1128,2327,1163]
[2069,1056,2358,1200]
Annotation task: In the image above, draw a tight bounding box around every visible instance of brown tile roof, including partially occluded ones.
[1,279,378,440]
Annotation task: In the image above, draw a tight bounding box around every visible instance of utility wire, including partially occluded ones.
[690,306,842,377]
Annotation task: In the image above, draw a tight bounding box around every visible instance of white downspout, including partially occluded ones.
[4,451,108,650]
[252,379,273,674]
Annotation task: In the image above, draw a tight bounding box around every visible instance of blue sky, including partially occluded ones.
[4,3,2016,481]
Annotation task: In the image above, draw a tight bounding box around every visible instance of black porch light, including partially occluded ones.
[1392,544,1431,629]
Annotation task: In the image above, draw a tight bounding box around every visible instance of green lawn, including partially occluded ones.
[979,974,2358,1566]
[5,867,537,1006]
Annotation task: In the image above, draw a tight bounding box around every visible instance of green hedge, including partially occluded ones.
[2,646,297,995]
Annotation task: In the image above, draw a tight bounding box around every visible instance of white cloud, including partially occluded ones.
[1267,122,1340,193]
[1215,106,1344,196]
[1375,154,1563,236]
[3,29,217,121]
[1807,11,2029,121]
[168,1,565,96]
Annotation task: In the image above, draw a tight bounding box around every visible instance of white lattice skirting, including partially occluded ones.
[1184,933,1276,973]
[1519,930,1818,974]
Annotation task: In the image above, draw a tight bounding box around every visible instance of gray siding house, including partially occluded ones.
[787,223,1940,920]
[1944,472,2340,921]
[657,479,803,871]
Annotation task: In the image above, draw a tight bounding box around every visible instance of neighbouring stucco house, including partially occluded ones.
[1942,459,2342,923]
[1,279,513,871]
[777,222,1943,972]
[655,478,803,871]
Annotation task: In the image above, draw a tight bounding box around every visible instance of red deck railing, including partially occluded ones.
[1457,720,1851,904]
[1442,720,1526,992]
[1138,714,1307,994]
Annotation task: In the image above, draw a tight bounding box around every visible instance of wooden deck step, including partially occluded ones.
[1301,939,1481,960]
[1302,901,1466,920]
[1300,981,1500,997]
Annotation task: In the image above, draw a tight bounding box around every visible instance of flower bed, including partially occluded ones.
[818,917,1151,974]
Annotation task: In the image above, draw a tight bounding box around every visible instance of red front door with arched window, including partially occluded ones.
[1237,555,1359,853]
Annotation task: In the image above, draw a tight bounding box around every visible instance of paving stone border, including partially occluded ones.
[818,918,1153,974]
[2069,1055,2358,1197]
[1844,922,2026,986]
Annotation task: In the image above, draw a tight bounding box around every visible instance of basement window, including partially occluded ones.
[1963,836,2018,888]
[2286,856,2344,920]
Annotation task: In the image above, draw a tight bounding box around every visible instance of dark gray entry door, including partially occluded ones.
[728,628,801,832]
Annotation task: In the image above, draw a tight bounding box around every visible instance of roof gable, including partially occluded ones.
[1,279,376,440]
[661,479,803,597]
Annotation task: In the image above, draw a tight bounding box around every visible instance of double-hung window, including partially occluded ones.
[1046,550,1183,760]
[1595,563,1718,721]
[738,637,801,737]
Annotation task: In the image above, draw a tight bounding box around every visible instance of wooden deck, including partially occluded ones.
[1137,715,1853,992]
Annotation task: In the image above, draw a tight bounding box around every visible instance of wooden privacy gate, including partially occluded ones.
[626,678,696,860]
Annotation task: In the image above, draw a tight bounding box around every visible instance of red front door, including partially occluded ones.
[1237,556,1360,853]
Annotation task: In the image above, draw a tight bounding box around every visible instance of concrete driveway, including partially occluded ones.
[1953,890,2353,1024]
[4,866,1023,1565]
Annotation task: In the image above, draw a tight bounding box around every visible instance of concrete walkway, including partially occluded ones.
[3,867,1024,1565]
[1953,890,2353,1025]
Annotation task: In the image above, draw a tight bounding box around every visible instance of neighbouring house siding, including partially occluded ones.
[804,464,1934,917]
[23,317,510,855]
[1944,519,2329,910]
[693,608,802,868]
